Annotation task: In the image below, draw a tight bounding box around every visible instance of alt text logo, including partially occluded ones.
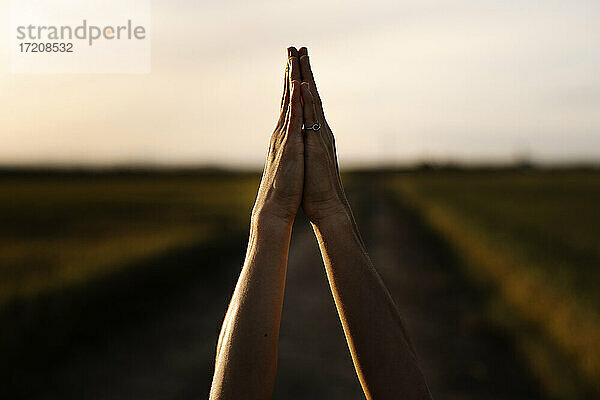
[11,0,151,73]
[16,20,147,46]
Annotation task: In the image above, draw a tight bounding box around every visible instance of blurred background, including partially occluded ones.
[1,1,599,399]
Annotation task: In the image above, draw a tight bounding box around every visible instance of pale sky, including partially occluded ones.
[1,0,599,167]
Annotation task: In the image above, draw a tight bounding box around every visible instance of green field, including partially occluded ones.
[0,173,259,305]
[390,170,600,399]
[0,171,260,390]
[2,169,599,399]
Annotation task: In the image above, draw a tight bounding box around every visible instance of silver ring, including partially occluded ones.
[305,123,320,131]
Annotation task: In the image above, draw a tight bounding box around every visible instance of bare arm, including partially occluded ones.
[298,47,432,400]
[312,212,431,400]
[209,51,304,400]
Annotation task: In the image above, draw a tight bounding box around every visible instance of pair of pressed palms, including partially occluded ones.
[210,47,431,400]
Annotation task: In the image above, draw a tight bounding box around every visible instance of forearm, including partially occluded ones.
[313,210,431,400]
[210,214,292,400]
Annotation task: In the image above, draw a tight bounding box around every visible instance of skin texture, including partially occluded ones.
[210,47,432,400]
[298,46,432,400]
[209,53,303,400]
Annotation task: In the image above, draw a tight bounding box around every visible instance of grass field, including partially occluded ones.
[390,169,600,399]
[2,169,599,399]
[0,171,260,392]
[0,172,259,306]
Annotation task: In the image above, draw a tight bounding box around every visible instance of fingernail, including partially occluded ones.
[287,47,297,58]
[299,47,308,56]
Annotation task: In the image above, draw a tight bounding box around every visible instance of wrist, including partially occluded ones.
[310,206,352,231]
[251,208,294,233]
[248,211,294,259]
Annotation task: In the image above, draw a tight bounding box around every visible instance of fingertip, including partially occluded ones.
[287,46,298,58]
[298,47,308,57]
[299,54,312,77]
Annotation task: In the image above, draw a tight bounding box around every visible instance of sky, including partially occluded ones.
[1,0,599,167]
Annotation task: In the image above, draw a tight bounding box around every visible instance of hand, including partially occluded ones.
[252,51,304,225]
[297,47,349,223]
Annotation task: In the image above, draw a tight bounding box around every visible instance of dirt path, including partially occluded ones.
[356,183,541,399]
[273,215,363,399]
[274,181,541,399]
[33,181,541,399]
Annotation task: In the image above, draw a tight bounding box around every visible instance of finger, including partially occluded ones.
[287,80,303,137]
[279,62,289,110]
[301,79,333,154]
[275,47,298,129]
[299,52,326,123]
[280,49,295,109]
[287,46,298,59]
[273,99,290,150]
[298,49,335,151]
[276,62,290,129]
[298,50,321,104]
[302,83,333,166]
[283,98,291,133]
[288,56,301,87]
[302,80,342,196]
[300,82,319,128]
